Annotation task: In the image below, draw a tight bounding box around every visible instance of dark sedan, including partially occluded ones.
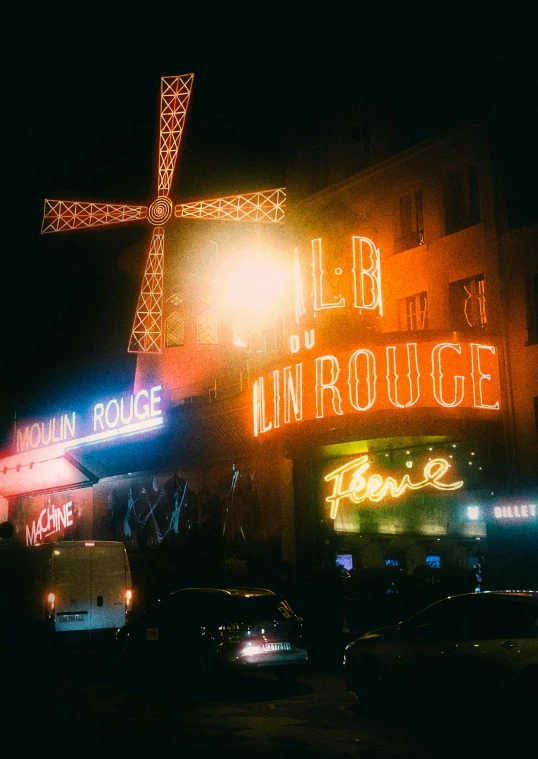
[117,586,308,681]
[343,591,538,706]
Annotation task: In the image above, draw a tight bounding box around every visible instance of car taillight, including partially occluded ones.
[125,589,132,612]
[241,643,264,656]
[46,592,55,618]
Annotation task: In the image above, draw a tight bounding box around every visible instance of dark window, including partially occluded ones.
[408,594,538,640]
[449,275,487,330]
[395,190,424,253]
[222,596,294,624]
[525,273,538,345]
[398,291,428,330]
[444,166,480,235]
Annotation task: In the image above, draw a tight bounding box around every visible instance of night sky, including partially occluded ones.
[2,3,536,444]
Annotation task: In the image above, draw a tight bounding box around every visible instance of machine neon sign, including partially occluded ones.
[25,500,74,546]
[324,456,464,519]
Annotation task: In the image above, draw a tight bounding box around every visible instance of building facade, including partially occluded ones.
[2,119,537,594]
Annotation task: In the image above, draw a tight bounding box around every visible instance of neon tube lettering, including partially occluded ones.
[315,356,343,418]
[352,236,383,315]
[470,343,500,409]
[30,423,40,448]
[64,413,76,439]
[120,396,134,425]
[290,335,300,353]
[273,370,281,428]
[105,399,120,428]
[134,389,150,419]
[94,403,105,431]
[253,378,273,437]
[41,421,52,446]
[386,343,420,408]
[348,349,377,411]
[283,364,303,424]
[52,418,62,444]
[150,385,162,417]
[312,238,345,311]
[431,343,465,407]
[324,456,464,519]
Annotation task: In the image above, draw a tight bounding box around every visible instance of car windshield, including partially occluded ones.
[406,594,538,638]
[222,596,294,624]
[159,591,295,626]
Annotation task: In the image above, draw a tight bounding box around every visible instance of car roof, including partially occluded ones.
[171,587,278,599]
[444,590,538,603]
[481,590,538,600]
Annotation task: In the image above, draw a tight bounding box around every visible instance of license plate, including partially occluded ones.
[263,642,291,652]
[58,614,84,623]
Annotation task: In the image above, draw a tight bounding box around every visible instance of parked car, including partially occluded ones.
[343,591,538,705]
[116,586,308,681]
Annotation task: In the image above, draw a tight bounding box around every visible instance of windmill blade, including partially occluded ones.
[128,226,165,353]
[41,199,147,233]
[175,188,286,223]
[157,74,194,197]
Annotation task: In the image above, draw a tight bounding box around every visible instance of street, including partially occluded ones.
[4,642,537,758]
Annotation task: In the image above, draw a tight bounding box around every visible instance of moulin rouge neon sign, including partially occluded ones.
[252,237,501,436]
[15,386,163,453]
[324,456,464,518]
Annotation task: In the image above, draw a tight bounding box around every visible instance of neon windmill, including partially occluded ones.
[41,74,286,353]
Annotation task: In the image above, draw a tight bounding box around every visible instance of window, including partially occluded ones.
[398,292,429,331]
[197,310,219,345]
[165,312,185,347]
[408,595,538,640]
[444,166,480,235]
[449,275,487,330]
[395,190,424,253]
[336,554,353,571]
[425,554,441,569]
[167,293,184,307]
[525,273,538,344]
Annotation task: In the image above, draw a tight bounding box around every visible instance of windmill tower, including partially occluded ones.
[41,74,286,359]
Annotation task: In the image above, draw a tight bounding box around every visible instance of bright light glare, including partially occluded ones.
[214,251,289,318]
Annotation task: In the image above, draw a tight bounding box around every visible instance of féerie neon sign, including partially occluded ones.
[324,455,464,519]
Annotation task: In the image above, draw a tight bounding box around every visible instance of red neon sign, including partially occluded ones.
[253,339,501,436]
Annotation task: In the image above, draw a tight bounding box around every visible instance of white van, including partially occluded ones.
[30,541,132,637]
